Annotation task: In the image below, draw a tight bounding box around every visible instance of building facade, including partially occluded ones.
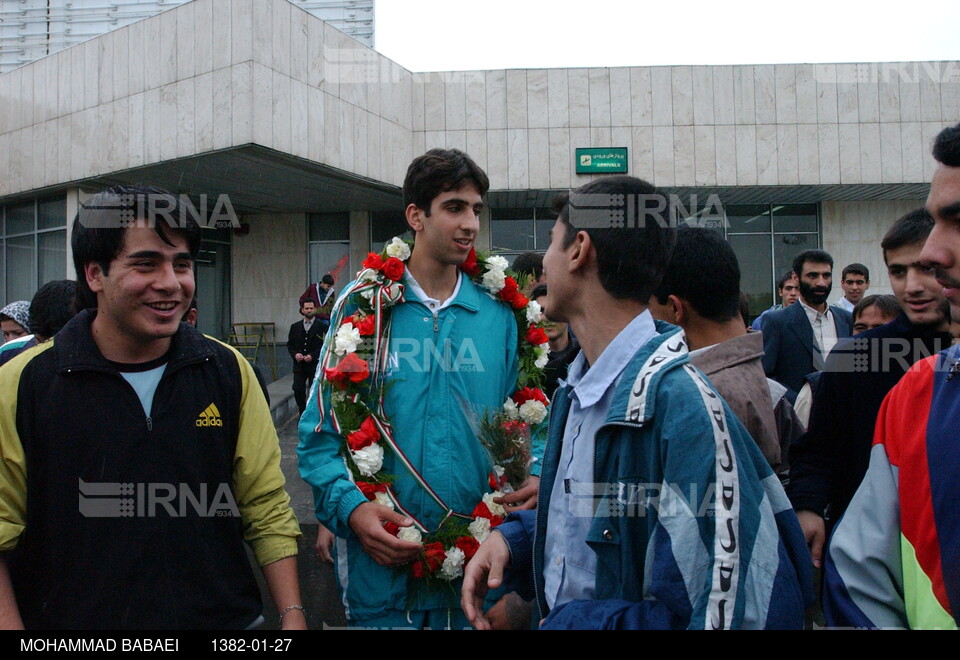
[1,0,957,339]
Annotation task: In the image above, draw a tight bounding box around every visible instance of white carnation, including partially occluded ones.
[439,547,466,580]
[351,443,383,477]
[374,491,394,510]
[360,288,375,301]
[493,465,505,478]
[358,268,380,283]
[485,255,509,273]
[334,323,361,356]
[502,398,520,420]
[525,300,543,324]
[534,344,550,369]
[469,517,491,543]
[483,492,507,519]
[397,525,422,544]
[385,237,411,261]
[519,400,548,425]
[482,268,506,293]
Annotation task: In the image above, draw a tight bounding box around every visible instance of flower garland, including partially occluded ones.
[317,237,550,586]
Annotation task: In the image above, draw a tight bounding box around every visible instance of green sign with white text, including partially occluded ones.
[575,147,628,173]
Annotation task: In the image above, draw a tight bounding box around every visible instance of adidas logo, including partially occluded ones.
[196,403,223,427]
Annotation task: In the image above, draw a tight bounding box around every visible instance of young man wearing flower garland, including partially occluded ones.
[298,149,550,628]
[461,175,814,630]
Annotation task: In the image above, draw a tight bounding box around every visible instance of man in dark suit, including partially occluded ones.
[761,249,853,402]
[288,300,326,414]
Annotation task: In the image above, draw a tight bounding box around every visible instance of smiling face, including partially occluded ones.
[886,241,948,329]
[920,164,960,323]
[86,227,195,362]
[406,184,482,268]
[852,304,896,334]
[841,273,869,304]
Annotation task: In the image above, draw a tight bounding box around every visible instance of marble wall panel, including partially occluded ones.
[194,71,215,154]
[568,69,590,127]
[588,68,611,127]
[290,77,309,160]
[548,69,570,128]
[651,67,673,126]
[652,126,675,186]
[486,129,508,189]
[859,123,881,183]
[506,70,528,129]
[527,69,549,129]
[528,128,549,189]
[232,0,253,65]
[673,126,695,185]
[175,2,195,82]
[194,0,214,77]
[733,125,757,185]
[693,125,716,186]
[549,128,571,188]
[795,64,817,124]
[817,124,840,184]
[879,122,903,184]
[466,129,488,173]
[671,66,693,126]
[776,124,799,186]
[485,70,507,130]
[212,67,233,150]
[631,126,654,182]
[733,66,755,125]
[756,124,778,185]
[466,75,486,129]
[290,5,309,83]
[753,65,776,124]
[630,67,653,126]
[712,66,734,125]
[715,125,737,186]
[919,69,943,121]
[836,64,859,123]
[797,124,819,185]
[610,68,631,127]
[775,65,797,124]
[838,123,861,183]
[445,78,466,131]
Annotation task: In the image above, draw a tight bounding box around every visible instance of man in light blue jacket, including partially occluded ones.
[462,176,813,629]
[298,149,541,628]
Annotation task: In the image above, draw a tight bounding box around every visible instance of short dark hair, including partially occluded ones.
[653,226,741,322]
[881,208,933,262]
[792,249,833,280]
[841,263,870,281]
[554,176,675,303]
[72,185,202,309]
[512,252,543,281]
[776,270,797,291]
[853,294,901,323]
[321,274,335,286]
[933,123,960,167]
[402,149,490,213]
[530,283,548,301]
[28,280,78,340]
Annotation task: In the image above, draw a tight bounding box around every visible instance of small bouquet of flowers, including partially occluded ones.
[477,387,550,494]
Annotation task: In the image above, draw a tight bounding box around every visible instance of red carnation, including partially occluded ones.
[345,314,376,336]
[460,247,481,277]
[384,521,400,536]
[422,542,446,573]
[363,252,384,270]
[526,325,549,346]
[347,416,381,451]
[455,536,480,560]
[471,501,502,526]
[488,472,499,490]
[512,386,549,406]
[357,480,387,500]
[509,291,530,310]
[324,352,369,388]
[382,257,405,281]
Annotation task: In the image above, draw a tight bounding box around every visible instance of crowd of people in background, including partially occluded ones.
[1,123,959,630]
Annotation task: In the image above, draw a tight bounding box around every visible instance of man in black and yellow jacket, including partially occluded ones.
[0,186,304,630]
